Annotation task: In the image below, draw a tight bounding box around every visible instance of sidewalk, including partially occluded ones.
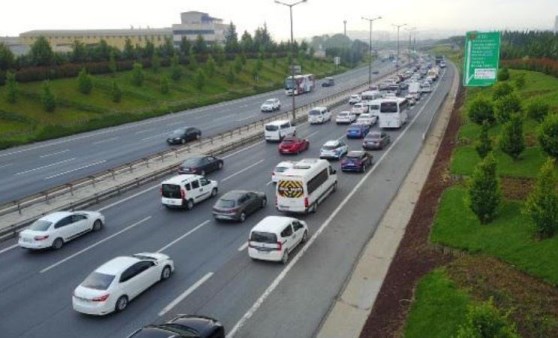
[317,65,459,338]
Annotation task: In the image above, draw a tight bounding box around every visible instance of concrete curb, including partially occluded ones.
[316,63,460,338]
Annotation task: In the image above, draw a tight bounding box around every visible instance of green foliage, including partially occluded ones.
[123,38,135,60]
[30,36,54,67]
[468,97,495,125]
[492,82,514,100]
[494,93,522,124]
[513,73,526,89]
[151,54,161,73]
[41,81,56,112]
[497,67,510,81]
[160,75,169,94]
[226,66,236,84]
[77,68,93,95]
[256,58,263,73]
[188,50,198,70]
[111,81,122,103]
[170,55,182,82]
[499,114,525,160]
[108,51,117,75]
[240,53,247,65]
[234,55,243,73]
[467,153,501,224]
[456,298,519,338]
[0,42,15,70]
[272,54,277,68]
[5,71,17,103]
[526,99,550,122]
[179,37,191,57]
[131,62,144,87]
[205,55,216,78]
[524,158,558,238]
[193,35,207,54]
[194,69,206,90]
[251,64,259,81]
[538,114,558,159]
[224,22,239,54]
[475,121,492,159]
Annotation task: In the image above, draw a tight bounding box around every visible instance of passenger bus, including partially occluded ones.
[285,74,315,96]
[379,97,409,129]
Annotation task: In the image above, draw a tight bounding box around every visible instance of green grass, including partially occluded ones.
[404,269,471,338]
[431,186,558,285]
[0,57,344,149]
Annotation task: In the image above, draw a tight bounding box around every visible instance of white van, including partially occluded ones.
[367,99,382,118]
[264,120,296,142]
[161,174,218,209]
[360,90,382,102]
[276,158,337,213]
[308,106,332,124]
[248,216,308,264]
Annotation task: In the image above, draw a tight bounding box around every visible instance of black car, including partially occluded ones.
[212,190,267,222]
[321,77,335,87]
[127,314,224,338]
[167,127,202,145]
[372,70,379,74]
[178,155,223,175]
[362,131,391,150]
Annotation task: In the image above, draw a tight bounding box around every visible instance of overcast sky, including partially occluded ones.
[1,0,557,40]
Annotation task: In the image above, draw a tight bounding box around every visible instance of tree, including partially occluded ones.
[494,93,522,124]
[499,114,525,160]
[170,55,182,81]
[234,54,243,73]
[94,39,111,61]
[160,75,170,94]
[205,55,216,78]
[111,81,122,103]
[71,40,87,63]
[456,298,519,338]
[195,69,206,90]
[497,67,510,81]
[526,100,550,122]
[213,44,225,67]
[123,38,135,60]
[77,68,93,95]
[30,36,54,66]
[5,71,17,103]
[151,54,161,73]
[492,82,514,100]
[538,114,558,160]
[179,37,191,58]
[41,81,56,112]
[108,51,117,75]
[226,66,236,84]
[514,72,526,89]
[158,37,175,60]
[475,121,492,159]
[131,62,144,87]
[271,53,277,68]
[468,97,495,125]
[467,153,501,224]
[251,63,259,81]
[240,31,254,53]
[189,49,198,70]
[224,22,239,54]
[193,35,208,54]
[524,158,558,238]
[255,57,263,73]
[143,40,155,59]
[0,43,15,70]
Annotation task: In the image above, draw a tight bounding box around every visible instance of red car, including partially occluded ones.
[278,137,309,154]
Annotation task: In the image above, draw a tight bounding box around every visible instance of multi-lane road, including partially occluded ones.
[0,62,455,338]
[0,61,395,204]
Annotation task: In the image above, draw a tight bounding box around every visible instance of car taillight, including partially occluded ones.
[34,235,49,241]
[304,197,309,208]
[92,294,110,302]
[274,241,283,251]
[180,189,186,199]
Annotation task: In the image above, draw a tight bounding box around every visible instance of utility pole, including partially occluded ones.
[392,23,407,70]
[405,27,416,64]
[362,16,382,87]
[343,20,347,36]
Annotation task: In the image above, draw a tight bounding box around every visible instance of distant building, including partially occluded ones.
[172,11,227,46]
[555,15,558,33]
[0,36,29,55]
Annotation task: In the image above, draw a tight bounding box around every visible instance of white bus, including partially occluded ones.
[285,74,315,96]
[276,159,337,214]
[379,97,409,129]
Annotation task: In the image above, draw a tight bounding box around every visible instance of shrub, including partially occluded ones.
[538,114,558,160]
[160,75,169,94]
[131,62,144,87]
[456,298,519,338]
[499,114,525,160]
[111,81,122,103]
[77,68,93,95]
[41,81,56,112]
[467,153,501,224]
[226,66,236,84]
[497,67,510,81]
[170,55,182,81]
[492,82,514,100]
[475,121,492,159]
[494,93,522,124]
[5,70,17,103]
[524,158,558,238]
[468,97,495,125]
[513,72,525,89]
[205,55,216,78]
[195,69,206,90]
[526,100,550,122]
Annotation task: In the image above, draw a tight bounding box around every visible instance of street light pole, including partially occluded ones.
[392,23,407,70]
[405,27,416,64]
[275,0,307,122]
[362,16,382,87]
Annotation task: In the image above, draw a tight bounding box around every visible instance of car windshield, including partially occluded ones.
[338,112,348,117]
[346,155,361,161]
[309,110,322,115]
[152,324,199,336]
[264,100,274,104]
[216,199,236,208]
[367,133,381,140]
[250,231,277,243]
[380,102,398,113]
[265,125,279,131]
[162,184,181,198]
[81,272,115,290]
[322,144,339,150]
[275,166,290,173]
[29,219,52,231]
[281,139,295,144]
[285,78,295,89]
[181,158,202,166]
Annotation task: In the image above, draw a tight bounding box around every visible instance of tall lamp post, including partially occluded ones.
[362,16,382,87]
[405,27,416,64]
[275,0,307,122]
[392,23,407,70]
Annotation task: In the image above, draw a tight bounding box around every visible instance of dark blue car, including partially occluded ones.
[341,151,373,173]
[346,124,370,139]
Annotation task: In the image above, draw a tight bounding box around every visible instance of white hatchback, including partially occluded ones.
[73,253,174,315]
[335,111,357,124]
[356,113,378,126]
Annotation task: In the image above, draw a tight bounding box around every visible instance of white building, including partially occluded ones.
[172,11,227,45]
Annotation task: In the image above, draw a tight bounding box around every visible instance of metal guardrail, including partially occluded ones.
[0,66,404,240]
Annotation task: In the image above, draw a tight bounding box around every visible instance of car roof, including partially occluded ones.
[347,150,366,157]
[39,211,74,222]
[220,190,251,199]
[162,174,203,185]
[266,119,290,126]
[251,216,296,233]
[275,161,295,168]
[323,140,341,147]
[95,256,141,275]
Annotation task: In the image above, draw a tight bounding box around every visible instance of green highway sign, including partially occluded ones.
[463,31,501,87]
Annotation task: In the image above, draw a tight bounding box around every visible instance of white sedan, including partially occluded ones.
[335,111,357,124]
[18,211,104,250]
[261,98,281,112]
[73,253,174,315]
[356,113,378,126]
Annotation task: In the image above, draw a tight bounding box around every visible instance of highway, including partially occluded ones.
[0,62,394,204]
[0,63,455,338]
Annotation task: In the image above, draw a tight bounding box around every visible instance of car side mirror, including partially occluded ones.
[331,169,337,175]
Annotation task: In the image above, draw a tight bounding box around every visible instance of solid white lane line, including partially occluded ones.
[305,130,320,139]
[221,160,264,182]
[236,115,253,122]
[221,141,264,159]
[15,158,76,176]
[167,121,184,127]
[158,272,214,317]
[157,220,210,253]
[92,137,119,145]
[266,180,273,186]
[0,244,18,255]
[40,216,151,274]
[44,160,106,180]
[39,149,70,158]
[96,184,159,212]
[134,129,154,135]
[141,133,169,141]
[226,79,439,338]
[238,242,249,252]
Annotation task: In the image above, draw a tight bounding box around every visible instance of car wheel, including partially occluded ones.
[211,188,218,198]
[310,203,318,214]
[362,164,366,173]
[281,251,289,265]
[115,296,128,312]
[302,230,308,243]
[239,212,246,223]
[195,133,201,140]
[186,199,194,210]
[218,162,223,169]
[332,181,338,193]
[160,266,172,281]
[52,238,64,250]
[92,220,103,231]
